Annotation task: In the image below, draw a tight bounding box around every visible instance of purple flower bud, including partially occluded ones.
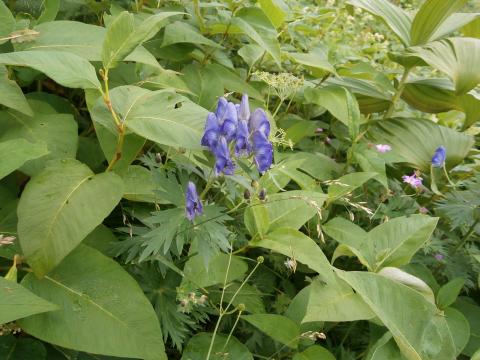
[375,144,392,153]
[201,112,221,149]
[252,131,273,174]
[220,102,238,142]
[434,254,444,261]
[432,146,446,168]
[185,181,203,221]
[238,94,250,122]
[402,173,423,189]
[249,108,270,138]
[235,120,251,157]
[215,97,228,120]
[214,137,235,175]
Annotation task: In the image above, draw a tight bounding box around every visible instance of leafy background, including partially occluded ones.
[0,0,479,359]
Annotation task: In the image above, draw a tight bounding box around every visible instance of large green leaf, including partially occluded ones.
[162,21,222,49]
[339,271,456,360]
[17,159,123,277]
[91,86,206,150]
[444,307,470,356]
[17,20,162,69]
[406,37,480,94]
[242,314,300,348]
[0,51,101,90]
[122,165,159,203]
[454,298,480,356]
[0,2,15,44]
[365,332,406,360]
[232,7,281,67]
[432,13,480,42]
[368,118,474,172]
[102,11,180,70]
[324,215,437,272]
[292,346,336,360]
[252,228,334,283]
[182,333,253,360]
[0,110,78,176]
[182,63,224,110]
[303,276,375,322]
[0,276,57,324]
[0,65,32,115]
[0,139,48,180]
[264,190,326,230]
[327,172,376,202]
[437,278,465,310]
[289,51,335,76]
[304,86,361,140]
[19,245,166,360]
[410,0,467,45]
[347,0,412,46]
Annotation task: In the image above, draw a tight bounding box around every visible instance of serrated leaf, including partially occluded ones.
[0,51,101,90]
[18,159,123,277]
[0,276,57,324]
[19,245,166,360]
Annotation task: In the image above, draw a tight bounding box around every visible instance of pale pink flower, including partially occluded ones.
[375,144,392,153]
[402,173,423,189]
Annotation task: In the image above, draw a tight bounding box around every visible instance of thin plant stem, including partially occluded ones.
[442,164,456,189]
[384,67,413,119]
[222,309,243,351]
[452,219,479,254]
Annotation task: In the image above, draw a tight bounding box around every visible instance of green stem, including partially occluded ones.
[193,0,206,34]
[384,67,413,119]
[452,219,479,254]
[442,164,456,189]
[222,309,243,351]
[200,172,215,199]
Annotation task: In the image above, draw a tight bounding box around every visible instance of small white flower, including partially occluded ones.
[0,235,15,246]
[284,258,297,273]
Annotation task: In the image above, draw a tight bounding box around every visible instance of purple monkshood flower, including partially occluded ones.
[252,131,273,174]
[432,146,446,168]
[220,102,238,142]
[214,137,235,175]
[249,108,270,138]
[375,144,392,153]
[201,112,221,149]
[434,254,444,261]
[402,173,423,189]
[238,94,250,122]
[235,119,251,157]
[185,182,203,221]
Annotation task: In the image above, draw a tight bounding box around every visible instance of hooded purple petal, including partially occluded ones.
[235,119,251,157]
[185,181,203,221]
[215,97,228,120]
[214,137,235,175]
[220,102,238,142]
[252,131,273,174]
[249,108,270,138]
[238,94,250,122]
[201,112,221,149]
[431,146,446,168]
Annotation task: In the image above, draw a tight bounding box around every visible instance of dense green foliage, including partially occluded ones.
[0,0,479,359]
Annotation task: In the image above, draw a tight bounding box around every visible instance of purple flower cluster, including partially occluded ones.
[201,94,273,175]
[402,173,423,189]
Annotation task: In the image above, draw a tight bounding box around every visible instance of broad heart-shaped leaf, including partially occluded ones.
[102,11,180,70]
[327,172,376,203]
[410,0,467,45]
[338,271,456,360]
[0,276,57,324]
[0,65,32,116]
[0,109,78,176]
[0,51,101,90]
[252,228,334,283]
[368,118,474,172]
[406,37,480,94]
[0,139,48,180]
[242,314,300,348]
[91,86,206,150]
[324,215,437,272]
[182,333,253,360]
[17,159,123,277]
[347,0,412,46]
[293,346,335,360]
[16,20,162,69]
[304,86,361,140]
[19,245,166,360]
[232,7,281,67]
[303,276,375,323]
[263,190,326,231]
